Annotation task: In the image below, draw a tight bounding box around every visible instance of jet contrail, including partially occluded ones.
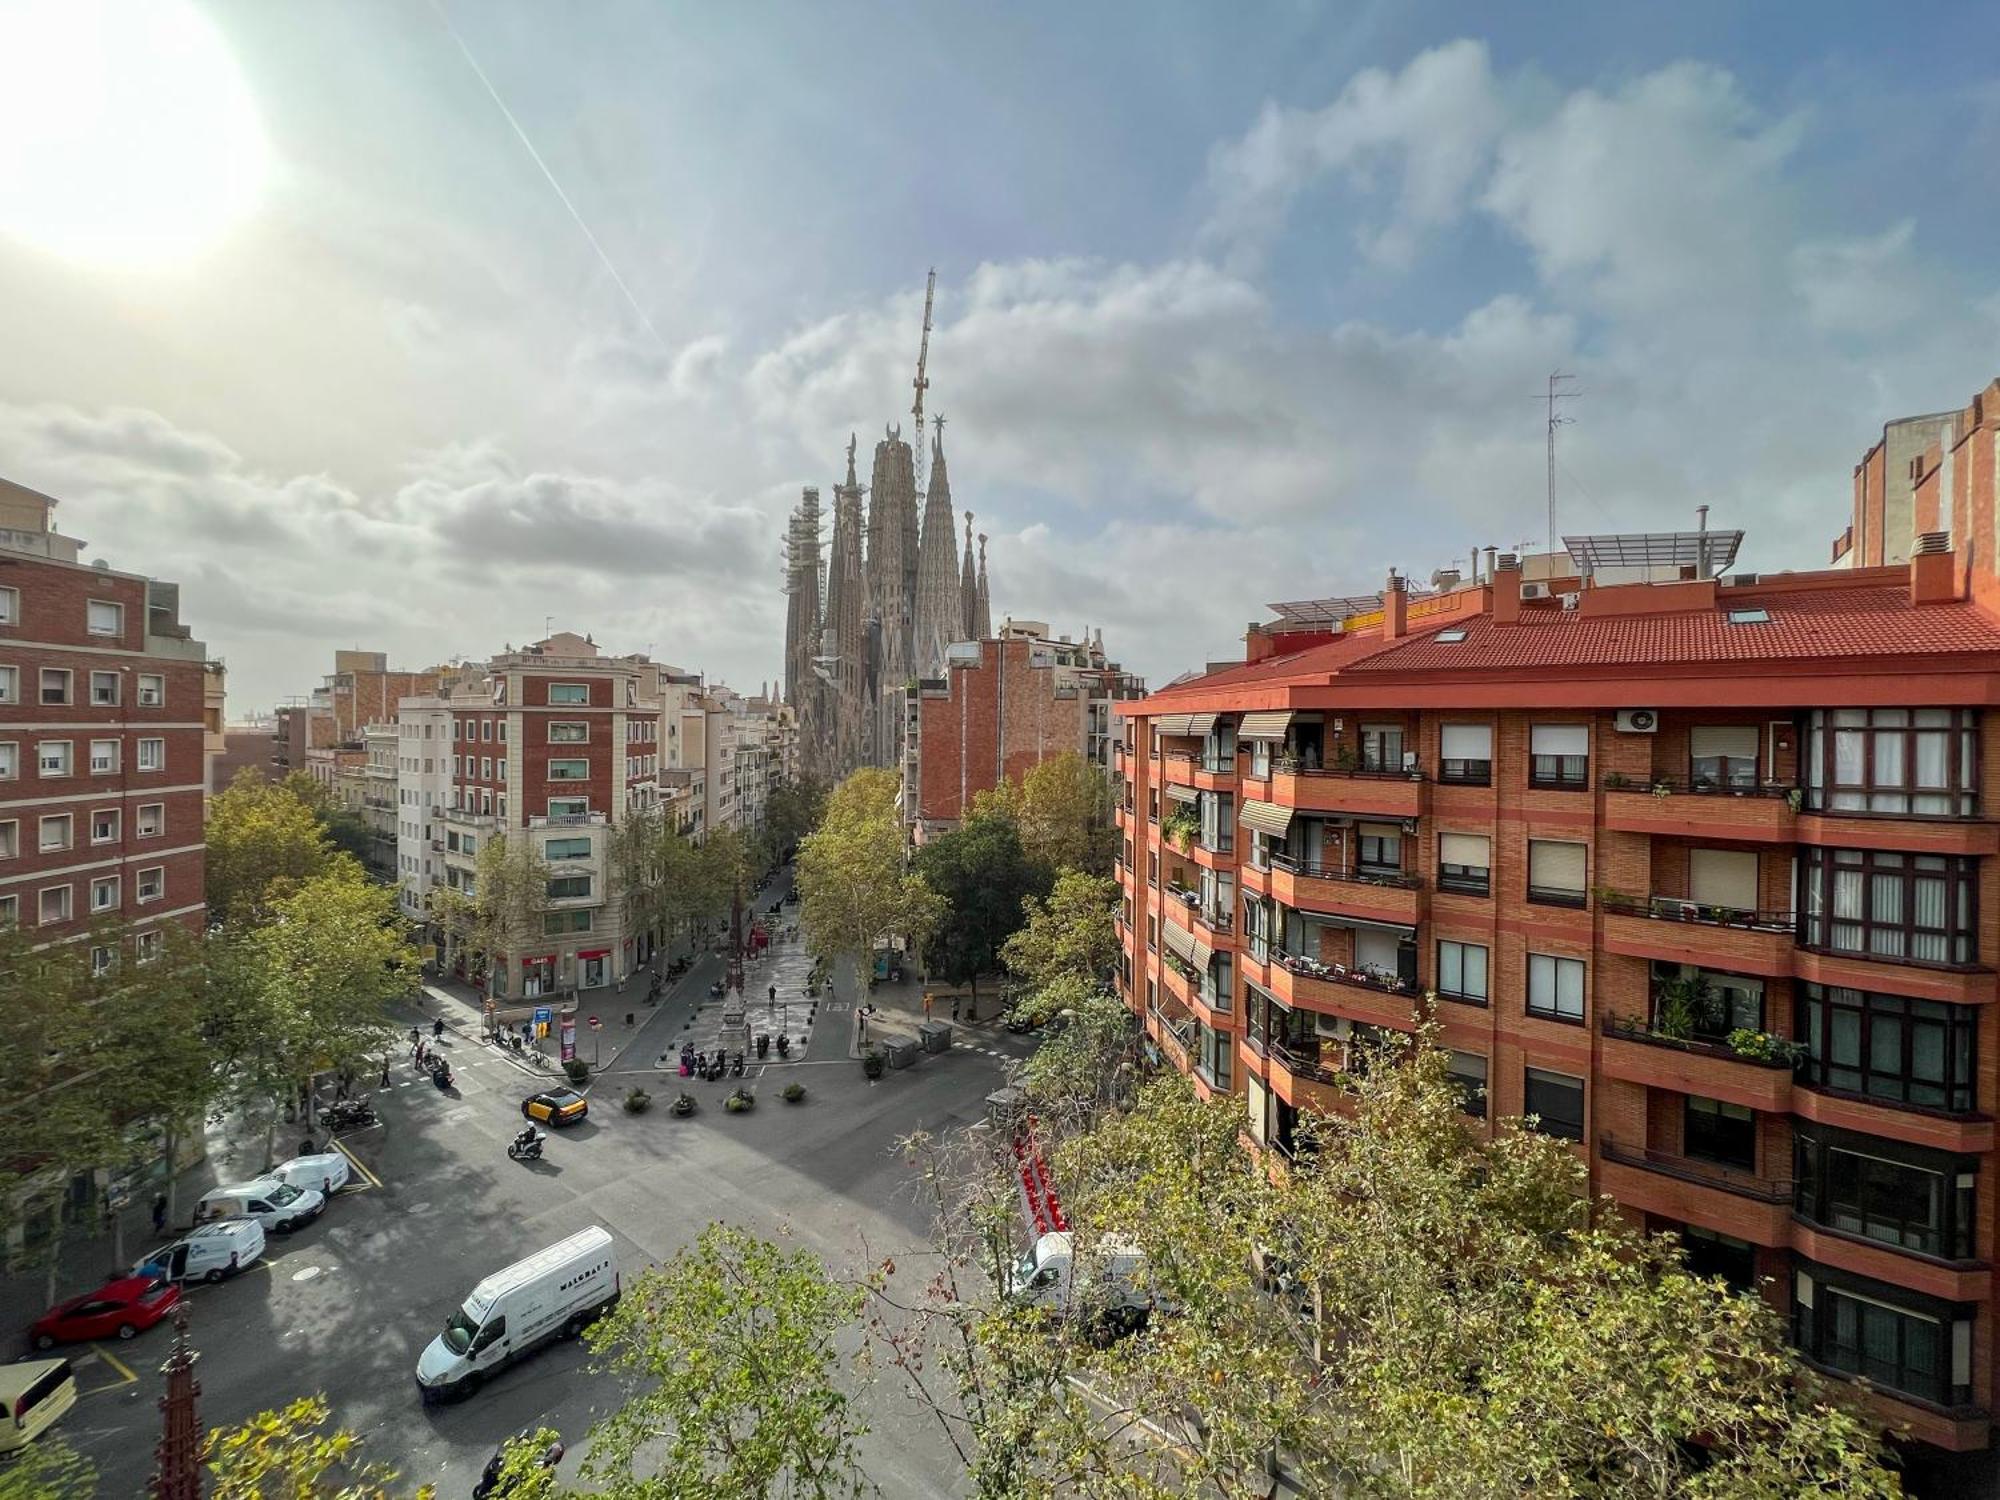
[427,0,665,347]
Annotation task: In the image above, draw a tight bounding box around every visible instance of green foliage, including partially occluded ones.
[610,808,744,955]
[725,1087,756,1113]
[206,1394,433,1498]
[0,1435,94,1500]
[799,769,945,1001]
[967,751,1116,876]
[1017,977,1137,1117]
[762,777,828,858]
[1159,801,1200,852]
[205,769,350,929]
[581,1222,867,1499]
[474,834,554,964]
[563,1057,590,1083]
[1000,870,1118,991]
[624,1087,652,1113]
[1726,1028,1809,1067]
[913,812,1045,992]
[782,1081,807,1103]
[1654,970,1719,1039]
[861,1048,885,1080]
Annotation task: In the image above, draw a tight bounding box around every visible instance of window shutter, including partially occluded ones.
[1440,724,1492,759]
[1690,725,1759,761]
[1529,724,1588,756]
[1439,833,1490,867]
[1528,840,1587,891]
[1689,849,1760,909]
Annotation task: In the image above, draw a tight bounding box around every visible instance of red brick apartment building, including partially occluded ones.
[0,479,209,957]
[1117,532,2000,1464]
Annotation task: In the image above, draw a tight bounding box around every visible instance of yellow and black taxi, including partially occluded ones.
[521,1088,589,1127]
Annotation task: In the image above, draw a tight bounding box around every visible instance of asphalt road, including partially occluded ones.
[64,923,1034,1498]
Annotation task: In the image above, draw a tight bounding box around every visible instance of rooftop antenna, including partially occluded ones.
[910,268,937,502]
[1541,371,1580,557]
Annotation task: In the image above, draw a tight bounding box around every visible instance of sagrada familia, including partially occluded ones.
[783,417,992,784]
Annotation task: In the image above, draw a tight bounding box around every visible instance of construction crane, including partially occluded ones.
[910,267,936,499]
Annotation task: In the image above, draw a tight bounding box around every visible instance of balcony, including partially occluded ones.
[442,806,502,829]
[1595,1137,1792,1243]
[1162,749,1238,790]
[529,811,607,828]
[1268,760,1425,820]
[1268,950,1429,1030]
[1598,891,1795,977]
[1163,882,1234,938]
[1600,776,1797,844]
[1268,854,1422,926]
[1264,1039,1347,1113]
[1597,1013,1795,1113]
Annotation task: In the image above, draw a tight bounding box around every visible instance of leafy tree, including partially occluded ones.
[581,1223,868,1498]
[610,808,735,960]
[471,834,553,992]
[0,1435,94,1500]
[798,769,944,1002]
[762,777,828,860]
[206,1395,433,1498]
[1016,977,1139,1118]
[205,769,350,928]
[912,812,1044,1003]
[1000,870,1119,992]
[969,752,1115,877]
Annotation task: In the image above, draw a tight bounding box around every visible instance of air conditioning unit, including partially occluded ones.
[1615,709,1659,734]
[1559,592,1581,611]
[1520,583,1547,600]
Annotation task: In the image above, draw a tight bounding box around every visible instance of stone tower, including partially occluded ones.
[913,417,962,678]
[974,533,992,641]
[866,425,919,766]
[782,486,826,781]
[959,511,979,640]
[824,448,872,777]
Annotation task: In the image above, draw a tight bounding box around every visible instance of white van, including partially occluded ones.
[0,1358,76,1454]
[197,1178,325,1234]
[1005,1231,1151,1321]
[136,1219,265,1284]
[415,1226,619,1401]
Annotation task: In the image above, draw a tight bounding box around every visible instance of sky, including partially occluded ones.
[2,0,1998,714]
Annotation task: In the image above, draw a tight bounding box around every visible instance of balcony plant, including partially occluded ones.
[1161,804,1200,852]
[1726,1029,1809,1068]
[1333,743,1360,772]
[1652,972,1720,1041]
[1604,771,1632,791]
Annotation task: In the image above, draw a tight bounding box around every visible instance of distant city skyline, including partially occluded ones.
[4,1,1999,710]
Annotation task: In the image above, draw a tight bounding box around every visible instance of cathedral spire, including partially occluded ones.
[913,414,961,676]
[975,532,992,640]
[960,511,978,640]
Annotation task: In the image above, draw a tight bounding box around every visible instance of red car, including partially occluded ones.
[31,1275,180,1349]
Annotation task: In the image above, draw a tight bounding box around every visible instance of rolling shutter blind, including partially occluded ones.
[1239,799,1295,837]
[1690,726,1759,761]
[1528,840,1587,891]
[1439,833,1490,867]
[1189,934,1214,972]
[1153,714,1193,737]
[1185,713,1218,736]
[1440,724,1492,759]
[1530,724,1588,756]
[1689,849,1760,910]
[1165,782,1200,804]
[1239,711,1294,741]
[1161,919,1197,966]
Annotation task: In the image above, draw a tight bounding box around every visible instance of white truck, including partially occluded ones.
[1005,1230,1154,1334]
[415,1226,620,1401]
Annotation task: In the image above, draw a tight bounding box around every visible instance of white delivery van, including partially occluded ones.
[198,1178,325,1234]
[136,1219,266,1284]
[1005,1231,1151,1322]
[415,1226,619,1401]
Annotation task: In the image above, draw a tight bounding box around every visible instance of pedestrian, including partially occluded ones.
[151,1193,167,1235]
[408,1025,420,1057]
[951,997,961,1022]
[335,1071,352,1101]
[380,1053,391,1089]
[923,992,934,1021]
[415,1039,427,1069]
[432,1017,445,1042]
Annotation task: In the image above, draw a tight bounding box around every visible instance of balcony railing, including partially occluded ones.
[1273,754,1425,782]
[1601,773,1797,801]
[1598,890,1794,934]
[1273,949,1424,1000]
[1271,853,1424,891]
[1271,1038,1341,1085]
[1599,1012,1797,1071]
[1164,883,1235,933]
[1598,1136,1792,1203]
[1148,1004,1196,1049]
[529,812,607,828]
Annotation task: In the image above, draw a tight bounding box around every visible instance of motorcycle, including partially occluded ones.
[474,1431,565,1499]
[430,1060,454,1091]
[507,1128,545,1162]
[708,980,726,999]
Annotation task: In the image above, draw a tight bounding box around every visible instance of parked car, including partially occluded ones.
[197,1178,325,1234]
[0,1357,77,1452]
[521,1089,589,1127]
[134,1219,265,1285]
[31,1276,180,1348]
[272,1151,351,1197]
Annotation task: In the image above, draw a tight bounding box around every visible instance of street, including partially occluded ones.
[57,914,1035,1498]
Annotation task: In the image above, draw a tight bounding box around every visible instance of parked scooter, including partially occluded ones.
[321,1099,379,1130]
[730,1052,745,1078]
[507,1127,545,1162]
[473,1430,565,1499]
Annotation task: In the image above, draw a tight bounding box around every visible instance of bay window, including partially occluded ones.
[1799,848,1976,966]
[1793,1262,1974,1407]
[1794,1125,1976,1260]
[1805,708,1977,817]
[1797,984,1977,1114]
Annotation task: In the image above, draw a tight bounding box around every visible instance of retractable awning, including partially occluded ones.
[1239,799,1295,837]
[1188,933,1215,972]
[1162,919,1198,966]
[1184,713,1218,737]
[1238,711,1293,741]
[1165,782,1200,804]
[1153,713,1194,736]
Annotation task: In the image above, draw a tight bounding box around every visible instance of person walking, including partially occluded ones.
[151,1194,168,1236]
[432,1017,445,1042]
[408,1025,421,1058]
[379,1053,391,1089]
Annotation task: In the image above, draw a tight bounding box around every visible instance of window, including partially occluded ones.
[1800,848,1976,965]
[0,895,14,929]
[38,741,70,777]
[135,930,162,964]
[1725,607,1770,625]
[498,722,507,743]
[1447,1050,1487,1117]
[549,722,588,743]
[548,759,589,781]
[1526,839,1587,907]
[40,668,71,705]
[0,821,14,859]
[1794,1126,1975,1260]
[481,720,493,742]
[137,803,163,837]
[1684,1096,1755,1170]
[544,910,592,934]
[546,874,592,900]
[1434,628,1468,643]
[1652,963,1762,1035]
[547,797,588,818]
[1438,723,1492,784]
[497,759,506,782]
[1149,788,1159,822]
[1797,984,1976,1114]
[1526,953,1585,1021]
[545,836,591,860]
[136,867,164,902]
[90,945,115,978]
[90,671,119,706]
[1681,1226,1756,1292]
[0,667,14,703]
[1196,1024,1232,1091]
[1688,847,1760,915]
[548,683,590,705]
[38,886,71,925]
[89,876,119,914]
[0,743,14,779]
[88,739,119,775]
[1437,832,1490,895]
[1435,940,1488,1004]
[86,599,123,636]
[137,738,165,772]
[480,757,493,780]
[137,674,163,707]
[1690,725,1759,789]
[1523,1067,1584,1140]
[0,586,14,624]
[1793,1263,1973,1407]
[1201,951,1233,1014]
[1528,724,1589,787]
[1805,708,1978,817]
[38,814,71,852]
[1356,823,1401,875]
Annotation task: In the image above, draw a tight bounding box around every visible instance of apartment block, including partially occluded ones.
[906,620,1145,838]
[0,478,209,953]
[1118,531,2000,1462]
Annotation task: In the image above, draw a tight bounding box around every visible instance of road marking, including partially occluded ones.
[90,1343,138,1387]
[333,1137,384,1191]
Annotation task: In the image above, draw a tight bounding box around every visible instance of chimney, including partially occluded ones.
[1483,545,1498,583]
[1492,552,1523,625]
[1910,532,1957,605]
[1384,569,1408,640]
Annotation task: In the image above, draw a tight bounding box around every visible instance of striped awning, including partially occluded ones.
[1153,713,1194,736]
[1165,782,1200,804]
[1239,710,1293,741]
[1185,713,1218,736]
[1188,933,1214,972]
[1161,919,1197,966]
[1239,799,1295,837]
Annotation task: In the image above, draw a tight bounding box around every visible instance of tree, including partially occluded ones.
[763,778,828,860]
[0,1435,94,1500]
[798,769,944,1002]
[581,1223,868,1499]
[912,812,1044,1003]
[206,1395,433,1499]
[1000,870,1118,992]
[470,834,553,993]
[1016,977,1139,1118]
[969,752,1115,877]
[205,770,349,928]
[610,809,735,961]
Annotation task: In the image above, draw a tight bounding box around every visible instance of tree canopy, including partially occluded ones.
[968,752,1115,877]
[205,770,353,928]
[913,812,1045,996]
[798,769,944,997]
[1000,870,1118,993]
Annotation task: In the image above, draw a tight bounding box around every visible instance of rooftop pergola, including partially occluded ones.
[1562,529,1744,577]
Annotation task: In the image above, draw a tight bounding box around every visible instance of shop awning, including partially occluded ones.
[1238,710,1293,741]
[1185,713,1218,737]
[1239,799,1295,837]
[524,953,557,968]
[1153,713,1194,736]
[1161,919,1198,966]
[577,948,610,960]
[1165,782,1200,804]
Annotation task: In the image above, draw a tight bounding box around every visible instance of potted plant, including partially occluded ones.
[1604,771,1632,791]
[1726,1029,1808,1068]
[1784,787,1805,812]
[782,1081,806,1104]
[1161,804,1200,851]
[725,1086,755,1113]
[862,1047,886,1080]
[671,1092,696,1117]
[1650,781,1673,799]
[1333,743,1360,772]
[1653,972,1716,1041]
[563,1057,590,1084]
[623,1087,652,1114]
